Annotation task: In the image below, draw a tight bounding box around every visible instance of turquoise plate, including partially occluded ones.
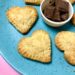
[0,0,75,75]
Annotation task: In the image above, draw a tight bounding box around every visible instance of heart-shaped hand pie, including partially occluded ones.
[18,30,51,63]
[69,0,75,4]
[55,31,75,65]
[25,0,43,5]
[6,6,38,33]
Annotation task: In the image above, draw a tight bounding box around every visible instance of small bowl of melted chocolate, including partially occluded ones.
[40,0,74,27]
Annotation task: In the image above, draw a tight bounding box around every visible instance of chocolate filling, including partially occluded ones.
[43,0,69,22]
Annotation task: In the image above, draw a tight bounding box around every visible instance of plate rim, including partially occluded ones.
[0,51,24,75]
